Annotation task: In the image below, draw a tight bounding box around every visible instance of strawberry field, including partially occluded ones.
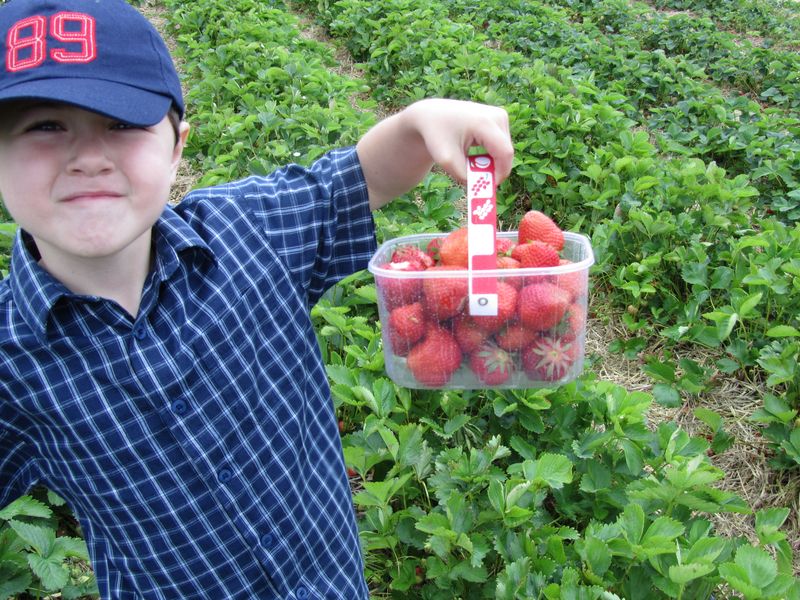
[2,0,800,598]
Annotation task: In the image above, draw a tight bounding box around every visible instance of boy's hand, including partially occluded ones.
[356,99,514,210]
[406,98,513,184]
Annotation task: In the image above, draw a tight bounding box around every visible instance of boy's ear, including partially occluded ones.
[170,121,191,180]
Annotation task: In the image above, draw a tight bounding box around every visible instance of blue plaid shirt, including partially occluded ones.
[0,147,375,599]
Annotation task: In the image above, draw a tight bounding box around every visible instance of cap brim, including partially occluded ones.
[0,78,175,127]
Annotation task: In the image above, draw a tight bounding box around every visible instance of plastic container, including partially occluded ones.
[368,231,594,389]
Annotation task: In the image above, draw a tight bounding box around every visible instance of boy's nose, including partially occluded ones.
[66,134,115,176]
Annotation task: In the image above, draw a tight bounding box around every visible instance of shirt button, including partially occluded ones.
[296,587,309,599]
[133,323,147,340]
[171,399,187,415]
[260,532,274,548]
[217,468,233,484]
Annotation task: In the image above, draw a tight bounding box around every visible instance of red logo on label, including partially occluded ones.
[6,12,97,72]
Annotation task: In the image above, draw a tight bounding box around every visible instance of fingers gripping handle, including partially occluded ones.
[467,155,498,316]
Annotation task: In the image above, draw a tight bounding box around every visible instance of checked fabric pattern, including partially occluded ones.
[0,147,375,599]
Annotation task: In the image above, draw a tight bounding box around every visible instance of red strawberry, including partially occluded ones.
[496,255,520,270]
[439,227,469,267]
[496,237,516,257]
[376,261,424,310]
[422,266,468,321]
[496,255,523,289]
[471,281,518,333]
[391,244,434,270]
[407,327,463,386]
[555,259,587,301]
[511,240,560,268]
[517,282,571,331]
[469,342,514,385]
[522,336,579,381]
[426,237,445,264]
[454,317,489,353]
[518,210,564,251]
[495,321,537,351]
[387,302,426,353]
[562,302,586,340]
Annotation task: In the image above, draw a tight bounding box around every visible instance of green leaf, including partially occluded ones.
[719,562,763,598]
[582,536,612,576]
[450,558,488,582]
[9,521,54,556]
[737,545,777,587]
[755,507,790,545]
[0,496,52,521]
[389,560,417,591]
[693,408,723,433]
[353,474,411,508]
[521,454,573,490]
[27,554,69,591]
[579,460,612,493]
[685,537,727,564]
[766,325,800,338]
[642,516,684,547]
[0,570,31,599]
[652,383,681,408]
[618,503,645,545]
[669,562,716,584]
[486,481,506,519]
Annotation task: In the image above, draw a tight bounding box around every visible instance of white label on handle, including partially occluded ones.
[466,155,498,316]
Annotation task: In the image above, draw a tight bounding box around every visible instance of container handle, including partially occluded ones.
[466,154,498,316]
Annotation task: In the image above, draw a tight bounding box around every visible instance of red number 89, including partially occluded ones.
[6,12,96,72]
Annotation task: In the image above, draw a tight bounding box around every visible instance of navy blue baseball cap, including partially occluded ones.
[0,0,184,126]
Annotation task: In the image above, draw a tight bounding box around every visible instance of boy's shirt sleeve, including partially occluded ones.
[181,146,377,306]
[0,426,38,508]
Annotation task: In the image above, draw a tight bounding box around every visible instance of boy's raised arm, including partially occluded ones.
[356,98,514,211]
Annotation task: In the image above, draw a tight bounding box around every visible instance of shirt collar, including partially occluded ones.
[10,206,216,339]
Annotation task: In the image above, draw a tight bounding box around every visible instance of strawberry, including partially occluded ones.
[470,281,518,333]
[496,237,516,257]
[562,302,586,340]
[518,210,564,251]
[376,261,424,310]
[439,227,469,267]
[469,342,514,385]
[391,244,434,270]
[407,326,463,386]
[522,336,579,381]
[387,302,426,354]
[517,282,571,331]
[496,255,523,289]
[495,321,537,351]
[496,255,520,270]
[426,237,445,264]
[422,266,468,321]
[555,259,586,301]
[454,317,490,353]
[511,240,560,268]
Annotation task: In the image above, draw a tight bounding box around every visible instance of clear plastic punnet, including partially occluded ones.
[368,230,594,389]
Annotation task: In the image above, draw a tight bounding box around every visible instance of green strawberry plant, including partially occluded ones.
[0,493,98,600]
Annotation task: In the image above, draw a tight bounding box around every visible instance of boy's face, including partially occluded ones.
[0,101,188,264]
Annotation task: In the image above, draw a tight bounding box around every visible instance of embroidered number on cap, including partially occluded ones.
[6,12,97,72]
[5,15,46,72]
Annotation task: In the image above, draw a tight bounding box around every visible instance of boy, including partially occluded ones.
[0,0,513,598]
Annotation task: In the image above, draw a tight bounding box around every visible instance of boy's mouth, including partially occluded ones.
[61,191,124,203]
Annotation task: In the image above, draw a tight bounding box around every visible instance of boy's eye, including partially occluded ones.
[25,120,63,132]
[111,122,143,131]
